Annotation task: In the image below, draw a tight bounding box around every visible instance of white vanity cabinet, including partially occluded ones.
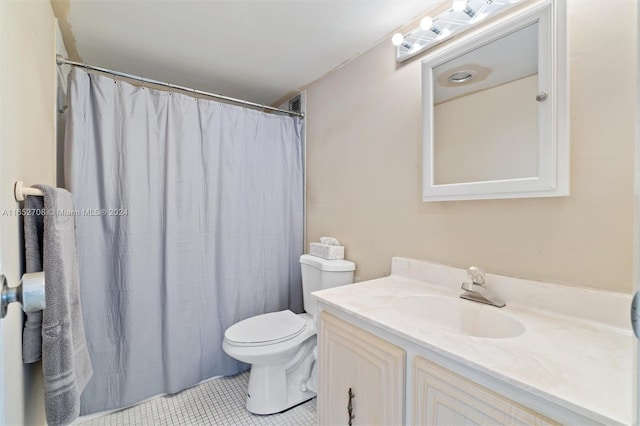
[412,356,558,425]
[318,312,562,426]
[318,312,405,426]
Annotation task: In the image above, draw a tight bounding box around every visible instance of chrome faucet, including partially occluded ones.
[460,266,505,308]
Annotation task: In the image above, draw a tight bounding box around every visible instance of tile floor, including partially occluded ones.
[77,371,317,425]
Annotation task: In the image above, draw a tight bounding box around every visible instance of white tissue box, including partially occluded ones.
[309,243,344,260]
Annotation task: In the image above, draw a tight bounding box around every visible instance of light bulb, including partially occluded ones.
[453,0,476,18]
[391,33,404,46]
[452,0,467,11]
[420,16,433,30]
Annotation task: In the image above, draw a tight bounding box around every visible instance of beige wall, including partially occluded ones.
[305,0,637,293]
[0,0,56,424]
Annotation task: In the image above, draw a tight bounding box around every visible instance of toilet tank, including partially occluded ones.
[300,254,355,316]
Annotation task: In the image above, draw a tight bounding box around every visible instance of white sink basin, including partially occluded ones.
[388,295,525,339]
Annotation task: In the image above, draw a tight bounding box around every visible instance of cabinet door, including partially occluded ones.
[412,356,559,425]
[318,312,405,426]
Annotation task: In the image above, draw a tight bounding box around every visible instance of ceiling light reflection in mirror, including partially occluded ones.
[393,0,525,62]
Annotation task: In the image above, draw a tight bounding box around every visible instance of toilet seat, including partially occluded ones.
[225,310,307,346]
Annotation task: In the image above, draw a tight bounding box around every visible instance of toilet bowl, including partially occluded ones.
[222,311,317,414]
[222,254,355,415]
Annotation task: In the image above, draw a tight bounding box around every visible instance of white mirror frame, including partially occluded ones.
[422,0,568,202]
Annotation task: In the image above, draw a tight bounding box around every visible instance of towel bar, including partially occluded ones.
[14,181,44,201]
[0,272,45,318]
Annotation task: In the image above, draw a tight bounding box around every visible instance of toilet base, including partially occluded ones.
[246,336,317,415]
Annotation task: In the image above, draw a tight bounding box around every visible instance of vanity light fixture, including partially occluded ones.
[394,0,524,62]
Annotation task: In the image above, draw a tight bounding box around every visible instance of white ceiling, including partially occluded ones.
[61,0,441,106]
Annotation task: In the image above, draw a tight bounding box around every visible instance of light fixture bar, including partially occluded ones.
[393,0,524,63]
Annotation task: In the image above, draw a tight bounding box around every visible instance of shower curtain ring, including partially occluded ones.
[141,76,145,90]
[193,87,198,101]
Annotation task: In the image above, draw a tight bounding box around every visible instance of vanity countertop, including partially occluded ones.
[313,260,634,425]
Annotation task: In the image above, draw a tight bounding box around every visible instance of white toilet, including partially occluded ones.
[222,254,355,415]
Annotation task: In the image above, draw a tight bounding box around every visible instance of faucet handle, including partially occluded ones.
[467,266,486,286]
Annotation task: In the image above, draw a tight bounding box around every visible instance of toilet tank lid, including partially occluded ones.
[300,254,355,272]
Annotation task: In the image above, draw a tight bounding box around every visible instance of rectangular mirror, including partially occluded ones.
[422,0,568,202]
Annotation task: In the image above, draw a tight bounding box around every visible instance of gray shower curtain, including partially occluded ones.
[64,68,304,415]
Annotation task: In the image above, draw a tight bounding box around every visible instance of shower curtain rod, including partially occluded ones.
[56,55,304,118]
